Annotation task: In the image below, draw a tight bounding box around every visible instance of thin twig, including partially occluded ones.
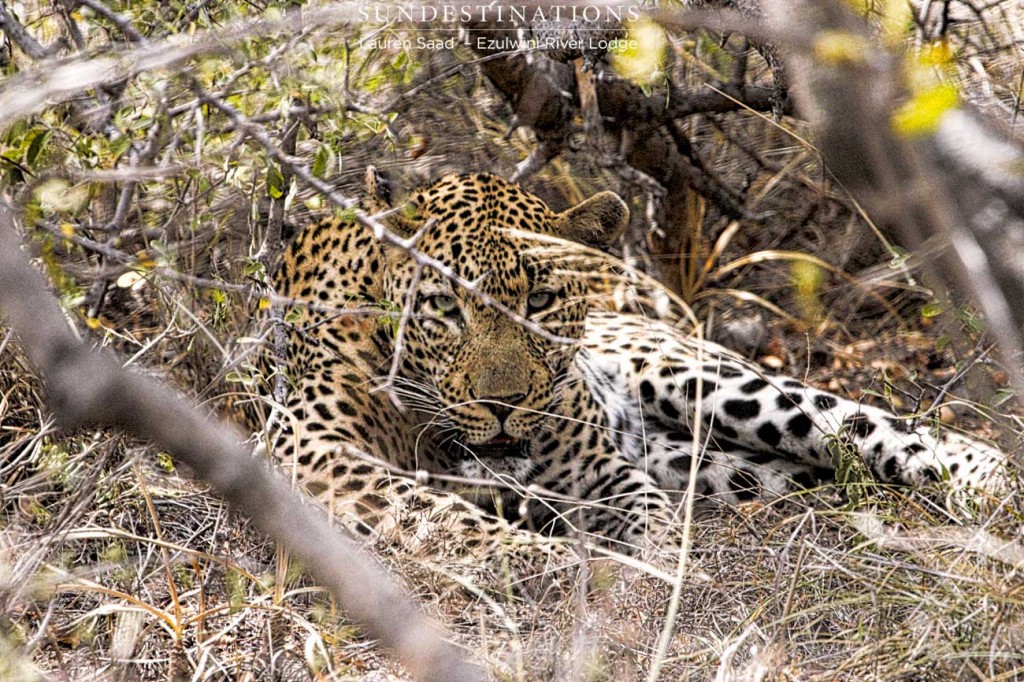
[646,327,707,682]
[0,5,365,135]
[37,219,397,321]
[260,103,302,407]
[379,262,423,409]
[86,94,167,319]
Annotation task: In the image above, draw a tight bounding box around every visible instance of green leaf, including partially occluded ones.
[956,305,984,333]
[377,298,401,338]
[888,246,909,269]
[994,388,1017,407]
[25,129,52,168]
[109,134,132,159]
[243,258,267,279]
[267,165,285,199]
[312,144,330,179]
[226,370,255,386]
[921,302,943,318]
[5,119,27,145]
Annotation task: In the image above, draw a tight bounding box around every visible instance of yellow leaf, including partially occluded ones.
[791,261,824,323]
[610,19,666,85]
[892,84,959,137]
[813,31,869,65]
[60,222,75,238]
[134,250,157,269]
[85,317,101,330]
[919,41,954,67]
[258,297,272,310]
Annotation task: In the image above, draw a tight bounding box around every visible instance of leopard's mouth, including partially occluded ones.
[455,434,529,460]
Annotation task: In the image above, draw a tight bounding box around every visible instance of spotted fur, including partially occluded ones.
[267,172,1005,550]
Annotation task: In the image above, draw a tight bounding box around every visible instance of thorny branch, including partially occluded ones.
[35,219,395,321]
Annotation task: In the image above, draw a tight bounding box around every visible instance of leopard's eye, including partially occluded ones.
[526,290,556,315]
[428,294,459,315]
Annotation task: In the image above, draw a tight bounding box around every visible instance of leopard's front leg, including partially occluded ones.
[519,385,674,549]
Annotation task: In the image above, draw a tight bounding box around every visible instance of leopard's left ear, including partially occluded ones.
[363,166,394,213]
[553,191,629,249]
[364,166,418,237]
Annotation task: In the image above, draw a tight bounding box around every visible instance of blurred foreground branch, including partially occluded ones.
[758,0,1024,391]
[0,205,484,682]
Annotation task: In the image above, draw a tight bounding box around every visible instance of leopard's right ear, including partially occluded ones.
[553,190,629,250]
[364,166,418,237]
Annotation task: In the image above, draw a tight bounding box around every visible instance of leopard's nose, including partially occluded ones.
[479,392,527,423]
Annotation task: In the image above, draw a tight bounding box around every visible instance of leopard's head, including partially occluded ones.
[380,173,627,460]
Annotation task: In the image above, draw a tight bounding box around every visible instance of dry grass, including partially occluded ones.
[2,1,1024,680]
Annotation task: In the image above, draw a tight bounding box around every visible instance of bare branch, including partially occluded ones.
[76,0,148,45]
[466,17,786,291]
[35,218,400,322]
[0,3,50,60]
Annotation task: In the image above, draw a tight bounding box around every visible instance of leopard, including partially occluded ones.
[263,170,1006,553]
